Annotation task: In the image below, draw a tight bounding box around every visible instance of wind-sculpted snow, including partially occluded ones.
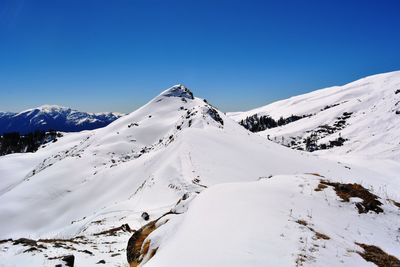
[0,80,399,266]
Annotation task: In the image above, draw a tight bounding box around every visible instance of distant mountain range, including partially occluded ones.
[0,105,124,135]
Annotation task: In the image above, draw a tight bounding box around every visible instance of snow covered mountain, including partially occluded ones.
[0,83,399,267]
[229,71,400,163]
[0,105,123,135]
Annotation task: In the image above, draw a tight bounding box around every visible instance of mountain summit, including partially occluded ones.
[159,84,194,99]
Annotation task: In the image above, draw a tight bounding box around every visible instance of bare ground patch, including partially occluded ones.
[356,243,400,267]
[295,219,330,241]
[316,180,383,214]
[127,212,174,267]
[93,223,132,236]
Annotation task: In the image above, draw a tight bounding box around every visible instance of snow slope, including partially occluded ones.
[0,105,123,134]
[229,71,400,175]
[144,174,400,267]
[0,83,399,266]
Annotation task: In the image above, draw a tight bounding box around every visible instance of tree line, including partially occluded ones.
[0,131,62,156]
[239,114,311,132]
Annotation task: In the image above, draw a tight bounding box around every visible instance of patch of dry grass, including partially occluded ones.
[314,231,330,240]
[295,219,330,241]
[316,180,383,214]
[93,223,132,236]
[356,242,400,267]
[296,219,308,226]
[314,183,328,192]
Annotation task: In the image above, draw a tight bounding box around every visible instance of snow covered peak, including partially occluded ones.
[0,105,124,134]
[38,104,70,111]
[159,84,194,100]
[19,104,71,115]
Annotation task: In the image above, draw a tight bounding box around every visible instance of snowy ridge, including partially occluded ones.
[229,71,400,161]
[0,81,399,266]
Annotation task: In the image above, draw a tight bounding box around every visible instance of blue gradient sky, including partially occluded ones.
[1,0,400,113]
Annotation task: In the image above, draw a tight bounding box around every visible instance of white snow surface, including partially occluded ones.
[0,81,399,266]
[229,71,400,170]
[145,175,399,267]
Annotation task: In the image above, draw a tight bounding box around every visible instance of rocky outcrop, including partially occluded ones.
[126,212,174,267]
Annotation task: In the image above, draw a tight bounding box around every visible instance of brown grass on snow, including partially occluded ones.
[295,219,330,241]
[356,242,400,267]
[316,180,383,214]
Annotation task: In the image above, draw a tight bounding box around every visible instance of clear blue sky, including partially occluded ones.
[1,0,400,113]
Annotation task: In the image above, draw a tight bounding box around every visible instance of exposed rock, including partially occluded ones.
[127,220,158,267]
[79,249,93,255]
[13,238,46,249]
[163,85,194,100]
[23,247,40,253]
[13,238,37,247]
[0,238,12,244]
[127,212,174,267]
[182,192,190,200]
[207,107,224,126]
[62,255,74,267]
[141,212,150,221]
